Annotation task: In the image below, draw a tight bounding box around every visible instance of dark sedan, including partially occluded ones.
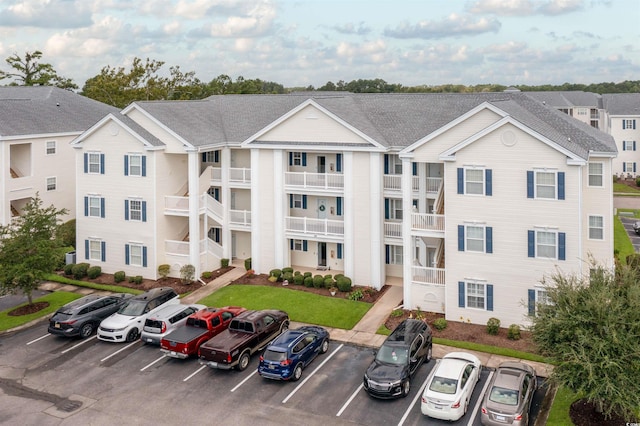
[258,325,330,381]
[49,293,132,338]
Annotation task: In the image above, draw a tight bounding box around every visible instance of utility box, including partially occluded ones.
[65,251,76,265]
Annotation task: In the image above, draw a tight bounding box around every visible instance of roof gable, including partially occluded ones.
[71,113,164,150]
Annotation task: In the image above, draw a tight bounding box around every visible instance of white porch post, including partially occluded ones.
[250,148,260,273]
[401,156,413,309]
[369,153,383,289]
[221,147,231,260]
[187,148,201,278]
[274,150,286,268]
[343,152,355,279]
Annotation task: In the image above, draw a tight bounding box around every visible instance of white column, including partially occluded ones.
[273,150,285,268]
[369,153,383,289]
[187,148,201,278]
[418,162,427,213]
[250,148,261,273]
[343,152,355,279]
[401,156,413,308]
[221,147,231,260]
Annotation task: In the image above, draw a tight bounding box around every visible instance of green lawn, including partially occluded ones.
[614,182,640,194]
[197,284,371,329]
[546,386,578,426]
[0,291,82,332]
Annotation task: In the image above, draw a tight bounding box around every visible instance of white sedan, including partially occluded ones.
[421,351,483,421]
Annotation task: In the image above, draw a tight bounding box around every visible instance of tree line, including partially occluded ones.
[1,50,639,108]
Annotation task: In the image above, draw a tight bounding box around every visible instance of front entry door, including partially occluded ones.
[317,156,326,173]
[317,198,327,219]
[318,242,327,268]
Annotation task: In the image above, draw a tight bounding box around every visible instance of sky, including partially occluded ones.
[0,0,638,89]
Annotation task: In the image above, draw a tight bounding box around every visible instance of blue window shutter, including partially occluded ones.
[337,243,342,259]
[624,163,627,172]
[623,120,627,129]
[634,120,637,130]
[125,244,130,265]
[100,154,105,174]
[412,199,418,208]
[303,240,308,252]
[412,162,417,176]
[84,196,88,216]
[141,156,146,177]
[142,201,147,222]
[528,289,536,316]
[290,239,293,250]
[100,198,105,218]
[384,154,389,174]
[486,227,493,253]
[83,153,88,173]
[124,200,129,221]
[384,199,390,220]
[623,143,626,151]
[385,245,390,264]
[214,151,219,163]
[101,241,106,262]
[336,153,342,172]
[302,195,307,209]
[457,168,464,194]
[635,163,637,173]
[635,141,637,151]
[528,230,535,257]
[486,284,493,311]
[124,155,129,176]
[142,246,147,267]
[289,152,293,166]
[458,225,465,251]
[485,169,492,196]
[302,153,307,166]
[458,282,465,308]
[85,240,89,260]
[558,172,565,200]
[558,232,566,260]
[289,194,293,208]
[337,197,342,216]
[527,171,534,198]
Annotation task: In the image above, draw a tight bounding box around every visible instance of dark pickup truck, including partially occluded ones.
[198,309,289,371]
[160,306,246,359]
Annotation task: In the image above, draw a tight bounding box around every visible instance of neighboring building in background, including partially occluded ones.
[0,86,117,225]
[602,93,640,179]
[71,91,616,327]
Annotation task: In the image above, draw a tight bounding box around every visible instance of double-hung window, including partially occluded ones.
[125,199,147,222]
[527,170,565,200]
[125,243,147,267]
[527,288,550,316]
[623,141,636,151]
[289,152,307,166]
[458,224,493,253]
[623,162,636,173]
[85,196,105,218]
[85,239,105,262]
[588,215,604,240]
[623,119,636,129]
[84,152,105,174]
[46,141,56,155]
[385,199,403,220]
[290,239,308,251]
[290,194,307,209]
[46,177,56,191]
[125,154,146,177]
[588,163,603,187]
[458,281,493,311]
[528,229,566,260]
[385,245,403,265]
[457,167,492,196]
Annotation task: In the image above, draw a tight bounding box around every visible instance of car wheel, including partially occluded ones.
[79,322,95,338]
[425,344,432,362]
[237,351,251,371]
[402,379,410,397]
[292,364,303,381]
[126,328,139,342]
[320,339,329,354]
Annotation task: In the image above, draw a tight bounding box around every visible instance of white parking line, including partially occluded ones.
[183,365,208,382]
[100,341,138,362]
[60,336,97,354]
[141,354,167,372]
[282,343,344,404]
[230,369,258,392]
[467,370,494,426]
[26,333,51,345]
[336,383,364,417]
[397,370,432,426]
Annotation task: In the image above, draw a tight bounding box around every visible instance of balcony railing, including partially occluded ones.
[211,167,221,181]
[285,172,344,190]
[286,216,344,236]
[230,167,251,184]
[383,175,441,192]
[412,266,445,285]
[384,221,402,238]
[229,209,251,227]
[165,196,190,214]
[411,213,445,232]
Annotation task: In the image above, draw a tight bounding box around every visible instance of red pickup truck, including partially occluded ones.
[160,306,246,359]
[198,309,289,371]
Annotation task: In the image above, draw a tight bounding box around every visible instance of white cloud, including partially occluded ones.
[384,13,501,39]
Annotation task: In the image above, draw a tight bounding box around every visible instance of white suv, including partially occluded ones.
[98,287,179,343]
[140,303,206,345]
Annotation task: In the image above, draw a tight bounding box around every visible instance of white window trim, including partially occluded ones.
[45,140,56,155]
[588,162,604,187]
[87,152,101,174]
[388,245,403,265]
[535,229,558,259]
[292,239,304,251]
[466,281,487,310]
[88,196,102,218]
[129,243,144,267]
[465,224,486,253]
[128,199,143,221]
[292,194,303,209]
[588,215,604,240]
[46,176,56,191]
[535,287,550,312]
[389,199,403,220]
[292,152,302,166]
[464,167,485,195]
[534,170,557,199]
[128,154,143,177]
[88,239,102,261]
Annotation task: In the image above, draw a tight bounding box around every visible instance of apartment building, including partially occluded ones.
[0,86,118,225]
[72,91,616,326]
[602,93,640,178]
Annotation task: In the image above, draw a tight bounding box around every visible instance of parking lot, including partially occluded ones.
[0,323,548,425]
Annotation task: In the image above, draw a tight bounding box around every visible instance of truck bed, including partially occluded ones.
[162,325,208,345]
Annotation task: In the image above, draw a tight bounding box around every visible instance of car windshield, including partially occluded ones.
[117,300,147,316]
[263,349,287,362]
[375,345,408,365]
[429,376,458,394]
[489,386,519,406]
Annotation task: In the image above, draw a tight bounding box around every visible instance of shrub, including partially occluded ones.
[334,273,344,281]
[390,309,404,318]
[433,318,448,331]
[180,264,195,284]
[128,275,143,285]
[269,269,282,280]
[87,266,102,279]
[294,270,301,276]
[324,274,332,280]
[282,267,294,274]
[349,289,364,301]
[324,277,335,289]
[114,271,126,283]
[221,258,229,268]
[313,274,324,288]
[63,263,74,276]
[636,176,640,187]
[507,324,521,340]
[303,276,314,287]
[57,219,76,248]
[201,271,212,280]
[72,263,89,280]
[283,271,294,283]
[486,317,501,335]
[293,274,304,286]
[158,264,171,279]
[244,258,251,271]
[336,276,352,292]
[303,271,312,278]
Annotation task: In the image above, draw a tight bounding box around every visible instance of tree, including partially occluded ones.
[530,263,640,421]
[0,50,77,89]
[0,195,68,305]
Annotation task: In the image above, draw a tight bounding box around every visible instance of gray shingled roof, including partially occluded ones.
[0,86,119,137]
[525,91,603,109]
[602,93,640,116]
[131,91,616,159]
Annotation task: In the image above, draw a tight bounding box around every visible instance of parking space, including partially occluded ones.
[620,216,640,252]
[0,324,549,425]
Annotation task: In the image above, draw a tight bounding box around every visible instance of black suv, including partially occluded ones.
[363,319,433,398]
[49,293,132,338]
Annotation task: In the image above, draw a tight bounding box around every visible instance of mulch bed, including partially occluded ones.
[569,399,631,426]
[8,301,50,316]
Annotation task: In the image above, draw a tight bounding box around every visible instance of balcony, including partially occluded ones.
[383,175,442,193]
[286,216,344,237]
[209,167,251,186]
[412,266,445,285]
[285,172,344,191]
[384,221,402,239]
[229,209,251,229]
[165,195,205,216]
[411,213,445,233]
